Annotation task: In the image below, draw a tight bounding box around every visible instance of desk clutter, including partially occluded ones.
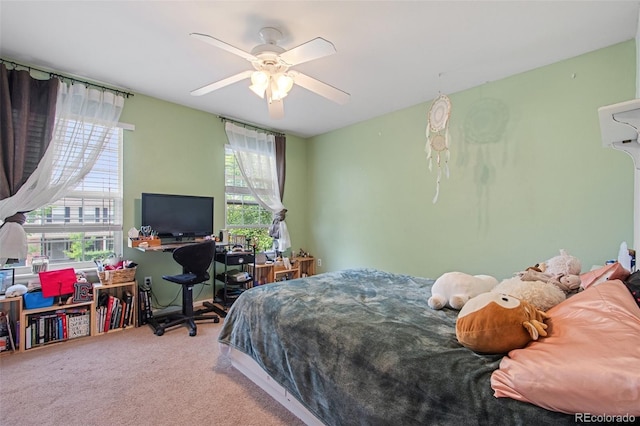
[127,226,161,248]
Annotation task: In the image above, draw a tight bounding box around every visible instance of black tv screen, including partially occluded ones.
[141,193,214,238]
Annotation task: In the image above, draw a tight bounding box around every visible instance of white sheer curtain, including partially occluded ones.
[0,83,125,260]
[224,121,291,252]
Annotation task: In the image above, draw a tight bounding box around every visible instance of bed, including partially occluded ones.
[218,268,640,425]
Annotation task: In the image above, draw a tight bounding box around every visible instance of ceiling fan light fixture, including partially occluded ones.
[275,73,294,94]
[249,83,266,98]
[190,28,348,118]
[249,71,269,98]
[269,73,294,101]
[251,70,269,86]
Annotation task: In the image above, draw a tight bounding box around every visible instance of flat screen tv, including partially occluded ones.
[141,193,214,239]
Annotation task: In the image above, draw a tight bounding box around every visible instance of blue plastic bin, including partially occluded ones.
[23,291,54,309]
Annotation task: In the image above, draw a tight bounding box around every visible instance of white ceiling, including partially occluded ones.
[1,1,638,138]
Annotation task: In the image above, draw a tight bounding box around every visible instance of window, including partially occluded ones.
[20,127,123,267]
[224,147,272,251]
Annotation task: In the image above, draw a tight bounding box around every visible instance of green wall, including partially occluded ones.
[115,40,635,308]
[307,40,636,280]
[118,97,309,310]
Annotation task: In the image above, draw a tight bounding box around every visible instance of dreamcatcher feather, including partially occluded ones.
[425,94,452,203]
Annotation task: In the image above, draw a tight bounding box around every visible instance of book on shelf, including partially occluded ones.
[119,299,126,328]
[122,290,134,327]
[137,289,146,325]
[110,299,121,330]
[0,311,16,352]
[104,295,115,333]
[145,290,153,319]
[96,305,105,334]
[15,319,19,349]
[138,287,153,325]
[25,326,31,350]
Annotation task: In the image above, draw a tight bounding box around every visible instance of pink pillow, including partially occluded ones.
[491,280,640,415]
[579,262,630,289]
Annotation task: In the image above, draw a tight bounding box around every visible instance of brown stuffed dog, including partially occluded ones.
[456,292,549,354]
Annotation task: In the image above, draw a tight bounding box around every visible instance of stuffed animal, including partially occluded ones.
[492,277,566,311]
[541,249,582,276]
[5,284,28,298]
[518,269,581,293]
[456,292,549,354]
[428,272,498,310]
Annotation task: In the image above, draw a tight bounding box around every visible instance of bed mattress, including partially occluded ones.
[218,268,576,425]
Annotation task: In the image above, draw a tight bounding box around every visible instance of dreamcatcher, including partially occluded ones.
[425,94,452,203]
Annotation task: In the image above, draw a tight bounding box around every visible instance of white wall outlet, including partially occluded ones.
[317,258,322,267]
[144,276,152,287]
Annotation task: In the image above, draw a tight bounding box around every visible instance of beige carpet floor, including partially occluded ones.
[0,319,305,426]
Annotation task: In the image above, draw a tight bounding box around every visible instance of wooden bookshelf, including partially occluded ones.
[0,295,22,354]
[14,280,137,353]
[254,257,316,285]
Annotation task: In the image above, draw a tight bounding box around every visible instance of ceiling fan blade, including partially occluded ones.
[268,99,284,119]
[290,71,350,105]
[190,70,253,96]
[190,32,257,61]
[279,37,336,66]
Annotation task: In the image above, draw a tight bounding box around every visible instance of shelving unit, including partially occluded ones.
[295,257,316,278]
[0,295,22,354]
[93,281,137,335]
[254,257,316,285]
[14,280,137,353]
[21,301,93,350]
[211,245,256,316]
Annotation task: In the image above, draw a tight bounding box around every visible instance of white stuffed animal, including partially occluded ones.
[5,284,28,298]
[428,272,498,310]
[542,249,582,276]
[492,277,566,312]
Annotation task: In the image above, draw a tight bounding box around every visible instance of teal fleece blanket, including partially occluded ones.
[218,268,574,426]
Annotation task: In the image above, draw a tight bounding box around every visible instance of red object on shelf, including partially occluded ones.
[39,268,77,298]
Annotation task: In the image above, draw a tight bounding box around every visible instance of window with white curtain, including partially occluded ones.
[224,146,272,250]
[224,146,272,227]
[19,125,123,267]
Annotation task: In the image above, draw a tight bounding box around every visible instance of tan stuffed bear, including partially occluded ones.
[456,292,549,354]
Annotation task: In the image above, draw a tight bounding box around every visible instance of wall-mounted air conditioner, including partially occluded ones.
[598,99,640,147]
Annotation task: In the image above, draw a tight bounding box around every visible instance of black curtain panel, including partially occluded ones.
[274,134,286,201]
[0,63,59,200]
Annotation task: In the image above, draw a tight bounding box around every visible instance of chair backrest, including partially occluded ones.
[172,241,215,279]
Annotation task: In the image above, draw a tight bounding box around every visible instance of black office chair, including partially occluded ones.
[154,241,220,336]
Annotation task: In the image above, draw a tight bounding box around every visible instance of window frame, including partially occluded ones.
[224,146,272,230]
[10,125,126,278]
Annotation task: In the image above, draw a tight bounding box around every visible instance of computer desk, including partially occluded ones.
[132,239,219,332]
[132,240,206,253]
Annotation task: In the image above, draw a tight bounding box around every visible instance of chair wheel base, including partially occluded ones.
[155,328,165,336]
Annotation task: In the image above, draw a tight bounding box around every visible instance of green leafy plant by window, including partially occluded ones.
[229,228,272,252]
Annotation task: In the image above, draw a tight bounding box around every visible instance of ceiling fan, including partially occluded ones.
[190,27,350,119]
